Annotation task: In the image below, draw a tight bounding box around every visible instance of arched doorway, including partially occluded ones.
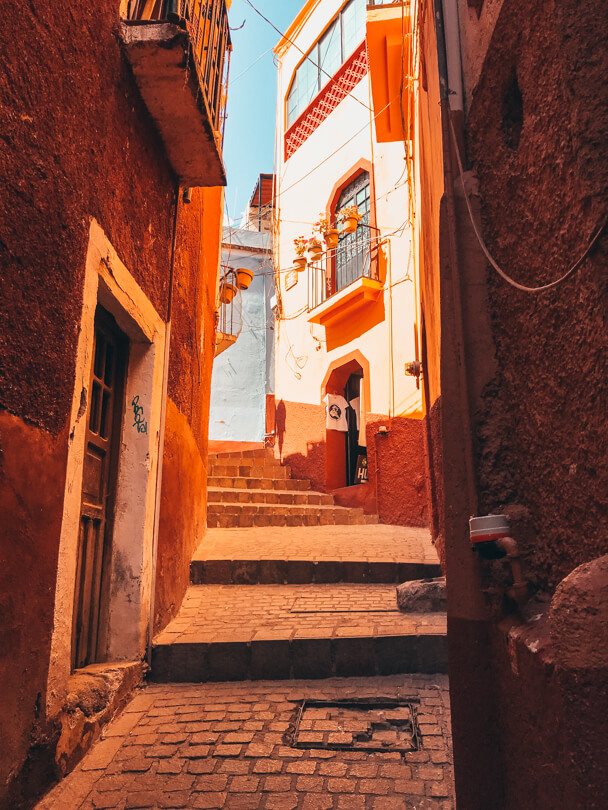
[322,353,370,491]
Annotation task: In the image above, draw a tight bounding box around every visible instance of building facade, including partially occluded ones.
[0,1,230,805]
[272,0,428,526]
[373,1,608,807]
[209,222,275,448]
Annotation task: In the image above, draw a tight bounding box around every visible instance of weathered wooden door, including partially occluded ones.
[72,308,128,670]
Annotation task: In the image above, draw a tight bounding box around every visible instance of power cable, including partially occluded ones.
[240,0,372,114]
[229,45,274,84]
[449,114,607,293]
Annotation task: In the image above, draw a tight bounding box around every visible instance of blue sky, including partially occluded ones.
[223,0,304,224]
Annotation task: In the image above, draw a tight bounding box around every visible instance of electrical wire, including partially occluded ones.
[240,0,372,114]
[229,45,274,83]
[448,114,607,293]
[278,98,394,197]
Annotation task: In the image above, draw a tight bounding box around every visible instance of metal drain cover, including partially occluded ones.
[288,698,420,754]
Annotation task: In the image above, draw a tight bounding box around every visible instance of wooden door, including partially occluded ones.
[72,308,128,670]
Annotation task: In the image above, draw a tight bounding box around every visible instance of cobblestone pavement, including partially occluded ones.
[37,675,454,810]
[154,585,447,646]
[196,526,438,565]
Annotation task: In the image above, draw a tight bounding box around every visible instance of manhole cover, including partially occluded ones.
[287,698,420,754]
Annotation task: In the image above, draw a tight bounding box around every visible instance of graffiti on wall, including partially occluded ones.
[131,395,148,435]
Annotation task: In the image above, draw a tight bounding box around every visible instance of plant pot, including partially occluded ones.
[324,229,340,249]
[293,256,307,271]
[219,281,237,304]
[342,216,359,234]
[307,240,324,261]
[236,267,254,290]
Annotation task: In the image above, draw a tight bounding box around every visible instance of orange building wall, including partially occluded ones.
[156,187,223,633]
[0,0,224,798]
[275,399,428,527]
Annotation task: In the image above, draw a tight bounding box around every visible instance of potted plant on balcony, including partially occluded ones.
[235,267,254,290]
[293,236,308,270]
[219,278,237,304]
[315,214,340,251]
[337,204,363,234]
[307,236,324,262]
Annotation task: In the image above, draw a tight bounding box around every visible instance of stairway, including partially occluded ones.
[152,525,446,684]
[207,448,378,528]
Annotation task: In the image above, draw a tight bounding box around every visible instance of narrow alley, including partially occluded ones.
[3,1,607,809]
[37,449,453,809]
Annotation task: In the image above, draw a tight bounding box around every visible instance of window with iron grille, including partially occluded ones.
[334,172,371,293]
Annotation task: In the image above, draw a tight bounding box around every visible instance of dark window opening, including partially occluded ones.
[502,71,523,150]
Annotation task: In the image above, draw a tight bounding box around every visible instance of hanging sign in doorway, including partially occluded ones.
[355,453,368,484]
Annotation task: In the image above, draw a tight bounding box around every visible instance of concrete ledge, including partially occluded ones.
[150,633,448,682]
[119,21,226,187]
[55,661,144,777]
[190,558,441,585]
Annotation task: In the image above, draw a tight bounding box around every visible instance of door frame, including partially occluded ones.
[47,220,167,716]
[321,350,371,490]
[71,307,129,670]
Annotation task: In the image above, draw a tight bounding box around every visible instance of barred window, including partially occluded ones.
[334,172,371,293]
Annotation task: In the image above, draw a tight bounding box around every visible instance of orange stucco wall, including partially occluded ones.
[275,399,428,527]
[155,399,206,633]
[156,186,223,633]
[416,0,445,409]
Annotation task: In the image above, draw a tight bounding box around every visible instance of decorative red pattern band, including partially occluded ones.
[284,42,368,161]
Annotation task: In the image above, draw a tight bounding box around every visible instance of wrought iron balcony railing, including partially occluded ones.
[125,0,231,148]
[308,224,381,312]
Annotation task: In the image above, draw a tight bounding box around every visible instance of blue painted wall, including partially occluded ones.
[209,229,274,442]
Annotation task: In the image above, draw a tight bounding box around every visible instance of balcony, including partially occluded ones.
[120,0,231,187]
[307,225,383,329]
[215,268,242,356]
[307,276,383,328]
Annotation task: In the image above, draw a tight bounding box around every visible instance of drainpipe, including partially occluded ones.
[258,175,262,233]
[147,184,180,667]
[433,2,506,806]
[441,0,464,115]
[434,0,477,514]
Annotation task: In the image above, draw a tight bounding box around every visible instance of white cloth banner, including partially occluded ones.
[324,393,348,431]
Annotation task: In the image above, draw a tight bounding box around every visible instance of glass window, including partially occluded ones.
[286,0,367,128]
[319,20,341,85]
[335,172,371,294]
[342,0,366,61]
[299,56,319,111]
[287,83,299,128]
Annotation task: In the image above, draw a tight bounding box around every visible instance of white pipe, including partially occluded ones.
[442,0,464,113]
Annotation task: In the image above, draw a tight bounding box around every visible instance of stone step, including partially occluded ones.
[207,503,370,529]
[208,463,291,479]
[190,558,442,585]
[207,487,335,506]
[207,476,312,491]
[150,583,448,682]
[210,448,274,461]
[209,456,285,471]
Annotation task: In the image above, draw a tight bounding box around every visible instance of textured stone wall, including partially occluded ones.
[0,2,222,804]
[466,0,608,591]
